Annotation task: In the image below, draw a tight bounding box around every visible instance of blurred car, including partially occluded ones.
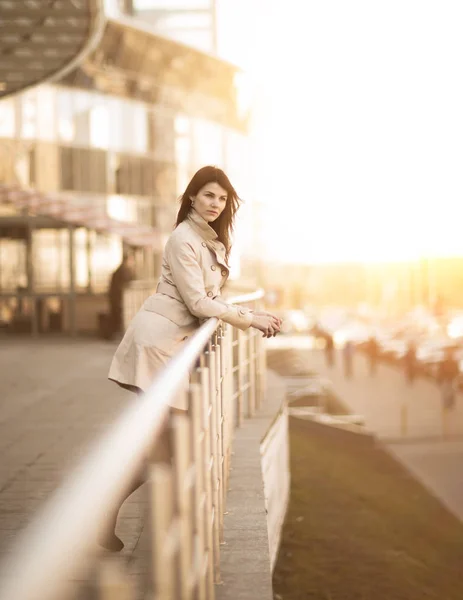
[278,310,314,334]
[415,338,462,377]
[332,322,372,347]
[377,336,408,361]
[447,315,463,340]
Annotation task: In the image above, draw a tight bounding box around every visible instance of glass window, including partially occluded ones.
[132,103,148,153]
[191,118,223,166]
[143,11,211,29]
[0,139,35,187]
[72,90,94,147]
[113,154,156,196]
[20,91,37,139]
[108,98,149,154]
[107,195,138,223]
[36,86,57,142]
[59,146,108,193]
[74,227,89,289]
[135,0,210,9]
[89,104,110,149]
[0,98,16,138]
[0,237,27,292]
[13,145,36,187]
[56,88,153,154]
[33,229,70,292]
[91,233,122,292]
[175,114,192,194]
[57,88,110,149]
[151,106,175,161]
[57,88,76,143]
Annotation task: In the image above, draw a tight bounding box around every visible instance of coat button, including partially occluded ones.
[211,265,216,271]
[202,242,207,247]
[207,291,213,297]
[221,270,227,276]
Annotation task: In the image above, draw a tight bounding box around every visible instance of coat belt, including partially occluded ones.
[156,280,183,302]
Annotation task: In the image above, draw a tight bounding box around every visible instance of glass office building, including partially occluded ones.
[0,15,249,335]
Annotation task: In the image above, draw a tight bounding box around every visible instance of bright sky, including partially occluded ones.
[218,1,463,264]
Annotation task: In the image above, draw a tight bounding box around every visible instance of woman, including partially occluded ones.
[103,166,281,551]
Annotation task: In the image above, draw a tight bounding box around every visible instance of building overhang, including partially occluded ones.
[0,0,106,99]
[0,183,162,249]
[60,16,248,131]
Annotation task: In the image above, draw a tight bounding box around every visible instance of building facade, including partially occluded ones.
[0,13,250,335]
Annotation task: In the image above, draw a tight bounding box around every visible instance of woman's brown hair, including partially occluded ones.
[175,166,241,263]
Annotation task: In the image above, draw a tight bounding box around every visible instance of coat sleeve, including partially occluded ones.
[165,237,253,331]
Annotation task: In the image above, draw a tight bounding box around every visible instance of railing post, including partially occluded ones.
[206,347,222,584]
[214,333,226,541]
[173,414,194,600]
[150,462,179,599]
[99,558,134,600]
[190,380,207,600]
[256,330,266,409]
[222,326,234,497]
[200,364,216,598]
[248,330,256,418]
[236,329,245,426]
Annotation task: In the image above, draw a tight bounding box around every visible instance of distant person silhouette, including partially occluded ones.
[108,253,135,337]
[366,336,379,376]
[325,332,335,367]
[438,347,459,410]
[403,342,417,385]
[343,340,354,378]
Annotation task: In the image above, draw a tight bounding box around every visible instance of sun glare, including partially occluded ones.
[220,0,463,264]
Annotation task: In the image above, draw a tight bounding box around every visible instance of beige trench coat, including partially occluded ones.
[108,210,253,409]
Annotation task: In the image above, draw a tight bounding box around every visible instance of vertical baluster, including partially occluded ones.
[236,329,245,427]
[200,364,215,599]
[214,336,225,542]
[99,558,134,600]
[222,326,232,496]
[190,379,207,600]
[172,414,194,600]
[150,461,178,600]
[207,347,221,583]
[256,329,265,409]
[228,328,234,487]
[248,330,256,417]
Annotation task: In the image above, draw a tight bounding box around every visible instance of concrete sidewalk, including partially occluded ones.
[310,348,463,522]
[0,338,147,561]
[0,338,284,600]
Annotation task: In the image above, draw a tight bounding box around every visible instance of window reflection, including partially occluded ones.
[0,238,26,292]
[0,99,15,138]
[90,104,109,148]
[191,118,223,167]
[21,92,37,139]
[57,88,75,142]
[33,229,70,292]
[36,87,56,141]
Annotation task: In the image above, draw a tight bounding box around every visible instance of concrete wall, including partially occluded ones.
[217,371,289,600]
[261,406,290,571]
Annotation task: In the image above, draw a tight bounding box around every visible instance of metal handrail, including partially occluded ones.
[0,289,265,600]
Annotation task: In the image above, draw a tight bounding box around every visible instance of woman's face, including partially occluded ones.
[191,182,227,223]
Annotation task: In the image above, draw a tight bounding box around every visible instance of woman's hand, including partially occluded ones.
[253,311,282,327]
[251,313,281,338]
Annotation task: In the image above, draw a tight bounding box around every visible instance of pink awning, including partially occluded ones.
[0,183,162,250]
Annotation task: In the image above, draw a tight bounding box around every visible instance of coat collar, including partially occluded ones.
[187,210,218,241]
[186,210,230,270]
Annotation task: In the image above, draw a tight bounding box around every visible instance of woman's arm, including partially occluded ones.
[165,237,253,330]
